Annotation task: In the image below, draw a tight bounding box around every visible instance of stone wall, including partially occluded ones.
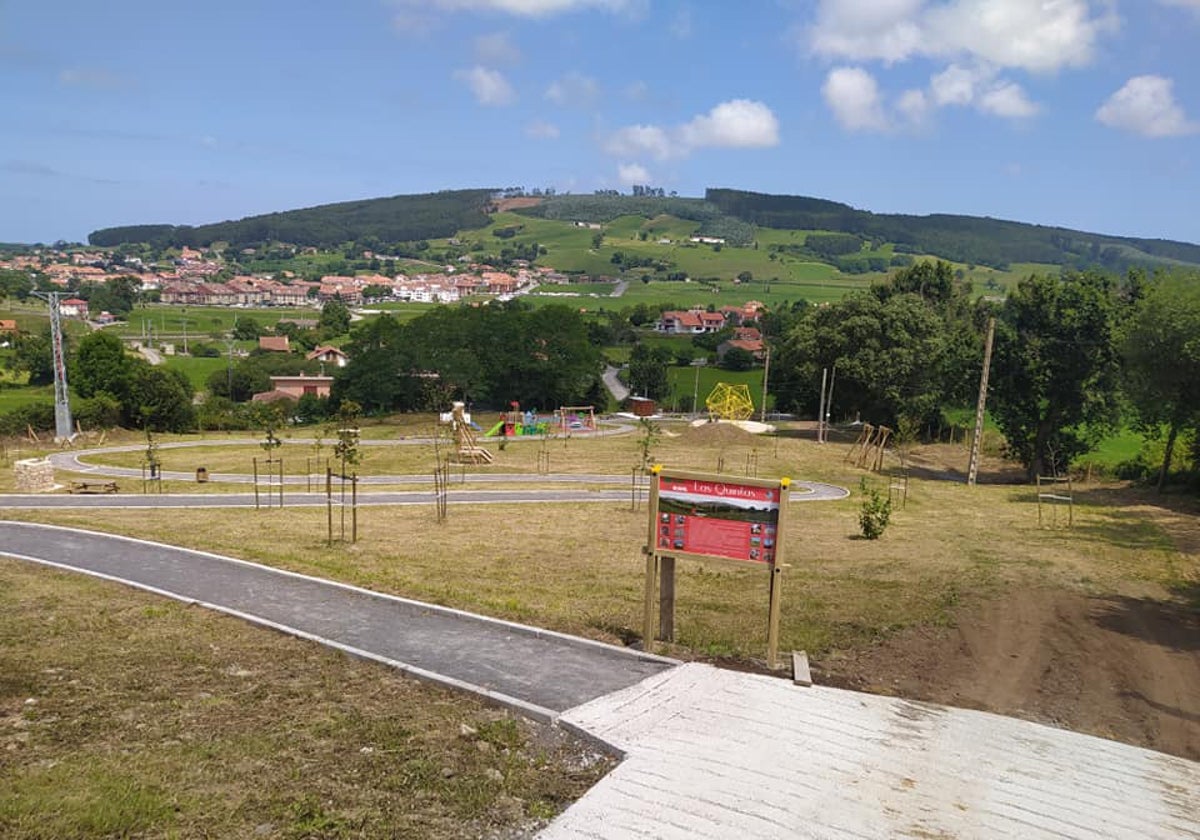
[14,458,55,492]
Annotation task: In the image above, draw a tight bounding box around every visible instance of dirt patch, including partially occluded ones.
[678,422,759,446]
[492,197,543,212]
[818,586,1200,761]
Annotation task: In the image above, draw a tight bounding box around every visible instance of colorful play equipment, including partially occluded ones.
[445,402,494,464]
[485,401,551,438]
[556,405,596,434]
[705,383,755,421]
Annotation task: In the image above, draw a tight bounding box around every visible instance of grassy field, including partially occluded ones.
[113,305,319,341]
[8,420,1194,665]
[161,355,229,390]
[0,561,611,839]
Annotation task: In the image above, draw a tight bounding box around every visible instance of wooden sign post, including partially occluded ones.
[642,466,792,669]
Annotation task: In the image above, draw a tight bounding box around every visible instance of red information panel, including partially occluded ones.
[652,472,783,564]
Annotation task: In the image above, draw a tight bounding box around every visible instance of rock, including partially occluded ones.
[484,768,504,783]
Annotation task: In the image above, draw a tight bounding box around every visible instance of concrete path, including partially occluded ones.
[0,522,672,720]
[601,366,629,403]
[547,664,1199,839]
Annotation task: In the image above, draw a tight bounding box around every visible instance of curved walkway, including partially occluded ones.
[3,521,1196,839]
[0,521,672,720]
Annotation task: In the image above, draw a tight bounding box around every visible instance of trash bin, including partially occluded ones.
[196,467,208,483]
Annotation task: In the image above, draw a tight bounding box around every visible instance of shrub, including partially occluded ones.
[858,479,892,540]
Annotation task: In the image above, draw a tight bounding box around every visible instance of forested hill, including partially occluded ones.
[706,188,1200,272]
[88,189,496,249]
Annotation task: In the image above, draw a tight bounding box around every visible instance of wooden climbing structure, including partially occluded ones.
[447,402,494,464]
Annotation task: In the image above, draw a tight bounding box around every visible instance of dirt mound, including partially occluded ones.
[680,422,758,446]
[818,587,1200,761]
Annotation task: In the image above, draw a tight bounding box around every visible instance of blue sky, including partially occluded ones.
[2,0,1198,245]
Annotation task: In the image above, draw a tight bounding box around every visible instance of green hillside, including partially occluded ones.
[89,189,496,249]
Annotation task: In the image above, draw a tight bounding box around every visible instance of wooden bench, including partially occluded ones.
[69,481,119,495]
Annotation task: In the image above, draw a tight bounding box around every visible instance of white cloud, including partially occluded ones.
[822,67,889,132]
[545,72,600,107]
[453,66,516,106]
[896,88,931,126]
[474,31,521,64]
[603,124,675,159]
[617,162,652,185]
[808,0,1117,74]
[679,99,780,149]
[1096,75,1199,138]
[930,64,982,107]
[525,119,561,139]
[979,81,1038,118]
[603,99,781,160]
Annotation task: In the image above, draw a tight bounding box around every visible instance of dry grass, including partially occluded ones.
[6,427,1194,664]
[0,561,613,840]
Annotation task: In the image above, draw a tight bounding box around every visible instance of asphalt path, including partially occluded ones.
[0,521,674,720]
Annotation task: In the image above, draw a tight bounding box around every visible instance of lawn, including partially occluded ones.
[0,560,611,839]
[113,305,319,341]
[9,424,1193,666]
[161,355,229,391]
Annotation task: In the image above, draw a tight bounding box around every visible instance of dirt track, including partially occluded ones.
[822,586,1200,761]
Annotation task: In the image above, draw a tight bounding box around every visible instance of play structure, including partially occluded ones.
[444,402,494,464]
[705,383,755,422]
[485,401,552,438]
[845,423,892,472]
[556,405,596,434]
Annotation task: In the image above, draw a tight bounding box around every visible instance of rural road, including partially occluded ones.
[601,365,629,402]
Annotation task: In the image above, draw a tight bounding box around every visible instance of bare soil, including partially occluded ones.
[818,587,1200,761]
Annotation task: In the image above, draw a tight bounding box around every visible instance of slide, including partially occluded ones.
[484,421,505,438]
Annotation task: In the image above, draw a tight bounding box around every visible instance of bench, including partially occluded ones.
[69,481,119,495]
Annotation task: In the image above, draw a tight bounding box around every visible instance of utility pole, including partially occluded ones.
[967,317,997,486]
[759,344,771,423]
[817,368,828,443]
[824,364,836,442]
[691,357,706,417]
[32,291,73,442]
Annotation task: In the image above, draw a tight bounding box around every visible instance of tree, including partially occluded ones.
[10,328,55,386]
[721,346,756,372]
[990,272,1121,481]
[71,330,133,399]
[627,343,672,401]
[319,298,352,337]
[124,365,196,432]
[1121,275,1200,491]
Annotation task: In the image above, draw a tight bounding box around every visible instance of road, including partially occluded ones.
[602,365,629,402]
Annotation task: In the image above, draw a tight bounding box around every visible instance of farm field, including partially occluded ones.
[5,418,1198,762]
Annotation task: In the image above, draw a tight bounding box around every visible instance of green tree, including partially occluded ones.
[990,272,1121,481]
[627,342,672,401]
[720,346,756,372]
[71,330,133,399]
[319,298,352,337]
[10,328,55,386]
[124,365,196,432]
[1120,275,1200,491]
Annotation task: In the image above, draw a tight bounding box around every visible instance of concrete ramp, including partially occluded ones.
[546,663,1199,839]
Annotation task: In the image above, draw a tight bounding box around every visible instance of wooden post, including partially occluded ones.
[658,556,676,642]
[278,457,284,508]
[968,317,997,487]
[253,457,260,510]
[642,468,661,651]
[326,467,333,545]
[351,473,358,543]
[766,564,783,670]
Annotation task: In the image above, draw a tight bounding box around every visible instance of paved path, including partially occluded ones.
[0,522,673,720]
[3,521,1197,838]
[601,366,629,403]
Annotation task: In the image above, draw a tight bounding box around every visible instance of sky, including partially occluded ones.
[1,0,1198,246]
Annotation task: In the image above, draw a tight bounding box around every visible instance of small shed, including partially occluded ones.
[628,397,657,417]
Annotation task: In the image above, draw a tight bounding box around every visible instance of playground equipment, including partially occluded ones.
[556,405,596,434]
[446,402,494,464]
[845,423,892,472]
[485,401,551,438]
[705,383,755,422]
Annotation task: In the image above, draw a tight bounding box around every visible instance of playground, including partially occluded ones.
[3,408,1198,763]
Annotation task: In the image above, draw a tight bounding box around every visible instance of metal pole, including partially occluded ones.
[824,364,836,441]
[817,367,828,444]
[967,317,997,487]
[32,291,73,442]
[759,344,771,423]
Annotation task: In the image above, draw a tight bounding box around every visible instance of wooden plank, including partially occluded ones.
[792,650,812,687]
